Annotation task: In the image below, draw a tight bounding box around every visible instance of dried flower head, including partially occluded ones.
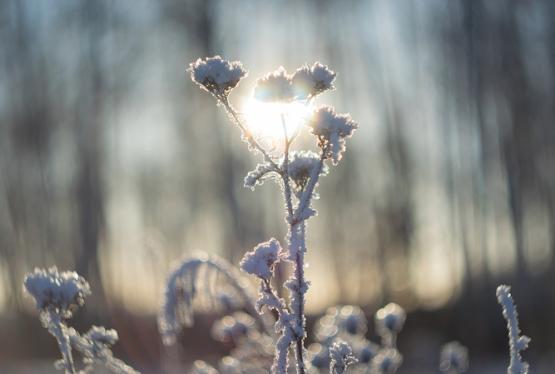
[292,62,336,99]
[254,67,295,102]
[189,56,247,97]
[23,267,91,318]
[240,238,283,279]
[440,341,469,373]
[307,106,358,165]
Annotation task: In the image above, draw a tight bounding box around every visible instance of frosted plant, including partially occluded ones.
[329,341,357,374]
[180,56,357,374]
[496,285,530,374]
[439,341,469,374]
[158,255,269,345]
[23,267,138,374]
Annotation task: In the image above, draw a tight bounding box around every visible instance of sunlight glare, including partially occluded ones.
[243,99,312,149]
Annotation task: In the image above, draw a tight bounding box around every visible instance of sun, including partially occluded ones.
[242,98,312,149]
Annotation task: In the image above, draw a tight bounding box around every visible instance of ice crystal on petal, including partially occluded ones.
[329,341,357,374]
[440,341,469,373]
[240,238,283,279]
[254,67,295,103]
[307,106,358,165]
[189,56,247,97]
[497,285,530,374]
[23,267,91,318]
[292,62,336,99]
[371,348,403,374]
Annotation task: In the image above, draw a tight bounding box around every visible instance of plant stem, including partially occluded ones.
[47,311,77,374]
[220,97,280,170]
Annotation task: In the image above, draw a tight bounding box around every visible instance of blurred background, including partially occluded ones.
[1,0,555,372]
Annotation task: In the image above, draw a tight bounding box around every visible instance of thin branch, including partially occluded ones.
[220,96,280,170]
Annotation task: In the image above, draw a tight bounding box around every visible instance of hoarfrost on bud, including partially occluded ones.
[285,151,329,194]
[371,348,403,374]
[307,106,358,165]
[254,67,295,103]
[329,341,357,374]
[375,303,406,337]
[292,62,336,99]
[23,267,91,319]
[440,341,469,373]
[496,285,530,374]
[84,326,119,346]
[240,238,283,279]
[189,56,247,97]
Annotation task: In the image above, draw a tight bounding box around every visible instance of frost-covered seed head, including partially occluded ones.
[23,267,91,318]
[211,312,255,343]
[292,62,336,99]
[307,106,358,165]
[371,348,403,374]
[375,303,406,336]
[240,238,283,279]
[329,341,357,374]
[84,326,119,346]
[284,151,329,193]
[189,56,247,97]
[254,67,295,102]
[351,336,380,364]
[440,341,469,373]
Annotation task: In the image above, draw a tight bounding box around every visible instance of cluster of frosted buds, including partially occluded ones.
[371,348,403,374]
[292,62,336,100]
[284,151,329,195]
[375,303,406,347]
[329,341,357,374]
[254,62,336,103]
[189,56,247,98]
[440,341,469,373]
[23,267,91,319]
[240,238,284,280]
[211,312,256,343]
[307,106,358,165]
